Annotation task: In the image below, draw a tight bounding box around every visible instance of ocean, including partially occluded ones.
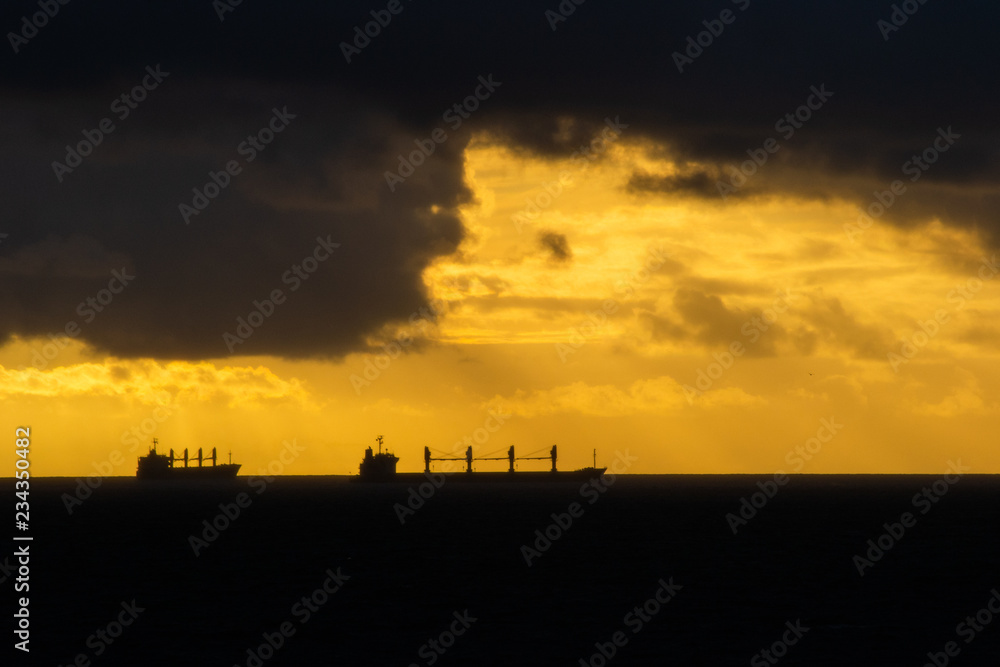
[7,474,999,666]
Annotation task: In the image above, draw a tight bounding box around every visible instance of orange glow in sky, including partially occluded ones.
[5,136,1000,477]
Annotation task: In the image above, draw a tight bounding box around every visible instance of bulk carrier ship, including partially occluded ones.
[137,439,241,479]
[356,436,606,482]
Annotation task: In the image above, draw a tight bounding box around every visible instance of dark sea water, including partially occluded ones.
[6,474,999,666]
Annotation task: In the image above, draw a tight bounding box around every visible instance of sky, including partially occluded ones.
[2,1,999,476]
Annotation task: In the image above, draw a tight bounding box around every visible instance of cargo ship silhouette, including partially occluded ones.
[357,435,606,482]
[137,438,241,479]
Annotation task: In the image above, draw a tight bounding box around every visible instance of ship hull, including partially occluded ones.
[353,468,607,483]
[137,463,241,480]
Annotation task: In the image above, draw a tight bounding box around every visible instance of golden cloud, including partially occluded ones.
[489,376,764,418]
[0,358,311,407]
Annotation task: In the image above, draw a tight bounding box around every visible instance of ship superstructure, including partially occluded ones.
[359,435,399,480]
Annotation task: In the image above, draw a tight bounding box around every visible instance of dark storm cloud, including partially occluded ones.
[539,231,572,262]
[673,289,782,356]
[2,0,997,359]
[798,295,894,360]
[627,170,720,198]
[641,286,896,359]
[627,167,771,201]
[0,79,469,359]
